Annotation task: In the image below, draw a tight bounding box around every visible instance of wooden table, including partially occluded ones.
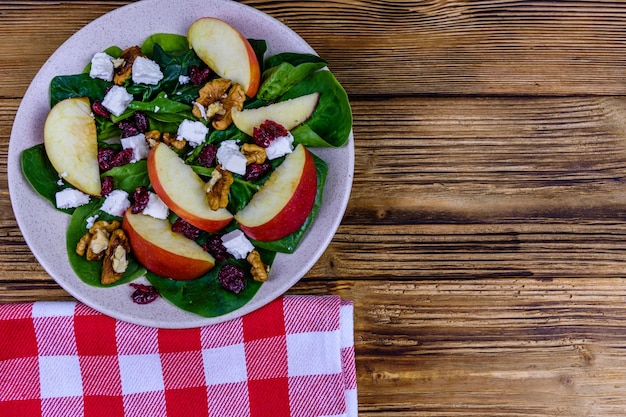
[4,1,626,415]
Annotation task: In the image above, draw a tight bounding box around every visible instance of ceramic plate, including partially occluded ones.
[8,0,353,328]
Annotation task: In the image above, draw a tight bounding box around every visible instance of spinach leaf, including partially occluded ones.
[102,161,150,193]
[66,200,146,288]
[248,39,268,73]
[49,74,110,107]
[20,144,72,213]
[128,91,193,114]
[258,54,327,101]
[141,33,188,56]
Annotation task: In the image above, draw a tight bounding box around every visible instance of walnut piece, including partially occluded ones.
[76,220,121,261]
[205,165,233,210]
[192,78,246,130]
[247,250,269,282]
[114,46,142,85]
[241,143,267,165]
[101,229,131,285]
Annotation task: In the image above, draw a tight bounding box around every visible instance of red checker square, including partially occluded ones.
[79,355,122,396]
[165,387,208,417]
[283,296,340,334]
[288,374,345,417]
[158,327,201,353]
[161,351,205,390]
[244,335,288,380]
[33,316,78,356]
[0,318,37,361]
[0,399,42,417]
[41,397,84,417]
[0,357,40,401]
[242,298,285,341]
[200,317,244,349]
[74,314,117,356]
[122,391,167,417]
[206,382,249,417]
[248,377,290,417]
[116,321,159,354]
[84,395,124,417]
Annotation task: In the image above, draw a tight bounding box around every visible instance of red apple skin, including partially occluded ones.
[238,147,318,241]
[122,209,215,280]
[147,144,233,233]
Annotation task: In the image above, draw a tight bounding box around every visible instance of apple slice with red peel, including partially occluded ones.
[148,142,233,232]
[44,97,101,196]
[231,92,320,136]
[123,209,215,280]
[188,17,261,97]
[235,144,317,241]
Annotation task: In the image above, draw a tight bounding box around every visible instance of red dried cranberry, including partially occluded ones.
[92,100,111,118]
[197,144,218,168]
[131,186,150,214]
[171,217,202,240]
[134,111,149,133]
[253,120,289,148]
[98,148,117,171]
[203,234,231,262]
[118,120,140,138]
[110,148,134,167]
[244,162,271,181]
[218,264,246,294]
[189,65,211,85]
[129,283,159,304]
[101,176,114,196]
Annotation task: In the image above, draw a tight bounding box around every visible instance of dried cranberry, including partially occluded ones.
[171,217,202,240]
[131,186,150,214]
[98,148,117,171]
[197,144,217,167]
[218,264,246,294]
[92,100,111,118]
[129,283,159,304]
[189,65,211,85]
[118,120,140,138]
[101,176,114,196]
[203,234,231,262]
[110,148,134,167]
[134,111,149,133]
[244,162,271,181]
[253,120,289,148]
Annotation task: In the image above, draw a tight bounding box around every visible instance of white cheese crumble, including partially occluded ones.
[89,52,114,82]
[217,140,247,176]
[121,133,149,162]
[266,132,295,160]
[85,214,99,229]
[101,190,130,217]
[221,229,254,260]
[55,188,90,209]
[178,75,190,84]
[102,85,133,117]
[142,192,169,219]
[177,119,209,147]
[132,56,164,85]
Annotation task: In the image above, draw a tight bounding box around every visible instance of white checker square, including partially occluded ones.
[340,304,354,349]
[32,301,77,318]
[118,354,164,395]
[38,355,83,398]
[287,331,342,377]
[202,343,248,385]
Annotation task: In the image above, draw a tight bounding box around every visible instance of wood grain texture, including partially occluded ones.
[4,1,626,416]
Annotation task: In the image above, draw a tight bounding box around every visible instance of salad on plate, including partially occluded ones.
[20,17,352,318]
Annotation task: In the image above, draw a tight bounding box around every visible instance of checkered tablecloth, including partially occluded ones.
[0,295,357,417]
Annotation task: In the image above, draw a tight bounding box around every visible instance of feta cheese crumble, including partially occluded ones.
[266,132,295,160]
[177,119,209,147]
[101,190,130,217]
[132,56,164,85]
[217,140,247,175]
[85,214,100,229]
[121,133,149,162]
[142,192,169,219]
[102,85,133,117]
[55,188,90,209]
[221,229,254,260]
[178,74,190,85]
[89,52,114,82]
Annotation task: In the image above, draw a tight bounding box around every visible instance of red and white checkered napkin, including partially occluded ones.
[0,295,357,417]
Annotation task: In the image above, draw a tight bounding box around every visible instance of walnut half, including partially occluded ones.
[206,165,233,210]
[247,250,269,283]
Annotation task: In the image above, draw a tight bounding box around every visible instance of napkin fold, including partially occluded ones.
[0,295,357,417]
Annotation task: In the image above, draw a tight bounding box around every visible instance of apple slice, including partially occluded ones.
[235,144,317,241]
[148,143,233,232]
[123,209,215,280]
[44,97,101,196]
[231,92,320,136]
[188,17,261,97]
